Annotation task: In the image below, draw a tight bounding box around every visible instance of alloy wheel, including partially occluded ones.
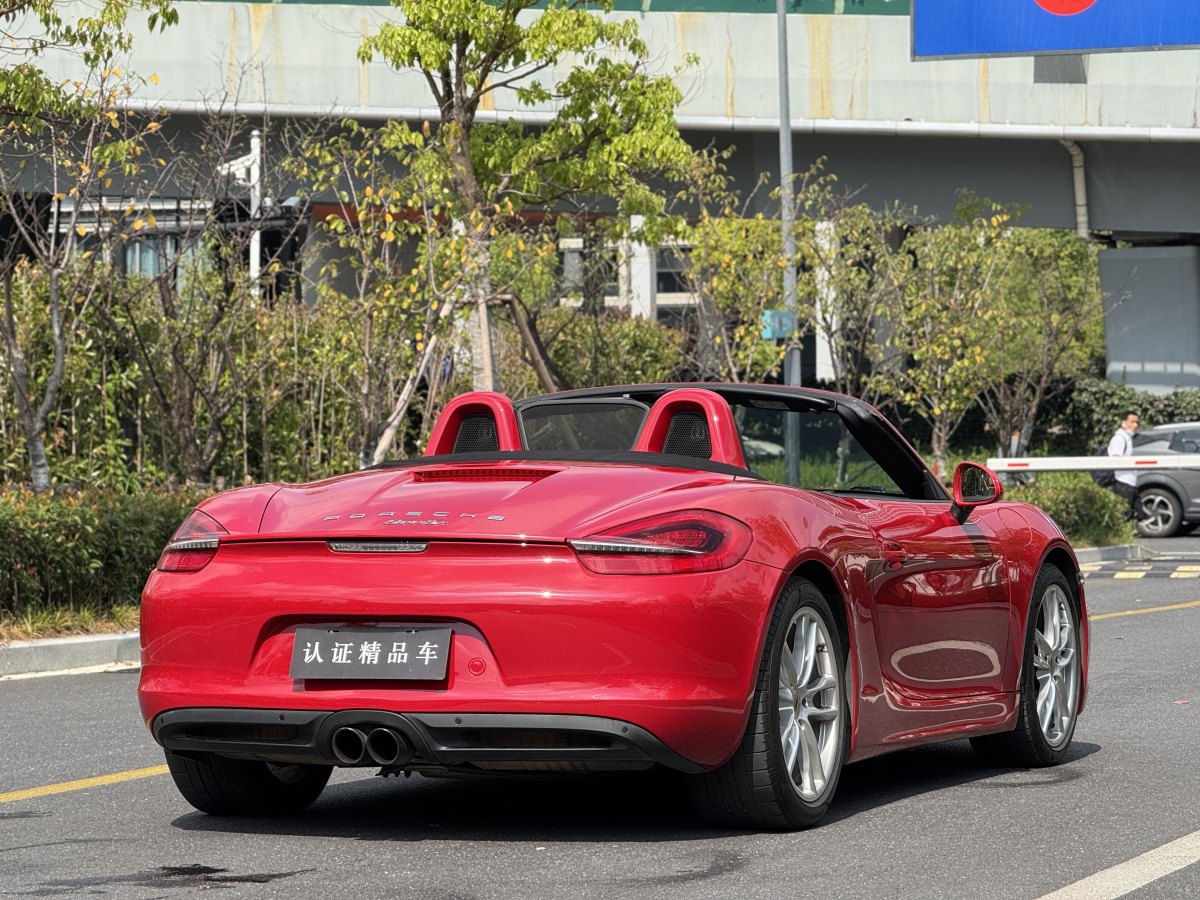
[777,608,841,800]
[1031,583,1079,749]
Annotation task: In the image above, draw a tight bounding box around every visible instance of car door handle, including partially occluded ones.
[883,541,907,570]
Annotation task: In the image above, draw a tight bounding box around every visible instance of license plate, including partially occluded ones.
[289,627,452,680]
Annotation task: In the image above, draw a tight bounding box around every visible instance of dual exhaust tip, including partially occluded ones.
[331,725,413,767]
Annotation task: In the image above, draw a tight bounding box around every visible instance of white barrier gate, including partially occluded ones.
[985,455,1200,474]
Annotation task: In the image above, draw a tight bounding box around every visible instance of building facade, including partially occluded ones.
[17,0,1200,391]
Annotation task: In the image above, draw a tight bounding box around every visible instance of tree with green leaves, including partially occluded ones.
[1,0,175,127]
[96,114,320,485]
[793,185,920,483]
[798,195,915,409]
[976,227,1105,454]
[293,120,469,467]
[884,197,1016,476]
[357,0,697,392]
[677,153,802,384]
[0,0,175,492]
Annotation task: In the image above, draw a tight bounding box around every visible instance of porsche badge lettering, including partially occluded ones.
[322,510,506,525]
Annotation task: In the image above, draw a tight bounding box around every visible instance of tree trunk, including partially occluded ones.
[25,431,51,493]
[931,417,950,481]
[2,268,66,493]
[369,293,459,466]
[2,276,51,492]
[508,297,564,394]
[836,429,851,486]
[464,226,497,392]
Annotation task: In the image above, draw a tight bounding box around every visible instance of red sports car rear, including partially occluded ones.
[140,384,1088,829]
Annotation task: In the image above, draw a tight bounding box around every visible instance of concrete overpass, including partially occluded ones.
[21,0,1200,391]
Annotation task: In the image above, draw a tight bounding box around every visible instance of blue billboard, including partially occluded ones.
[913,0,1200,59]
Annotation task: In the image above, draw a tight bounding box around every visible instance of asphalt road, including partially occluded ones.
[2,547,1199,900]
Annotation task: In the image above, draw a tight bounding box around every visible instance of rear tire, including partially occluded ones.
[689,578,847,830]
[971,564,1081,767]
[165,751,331,816]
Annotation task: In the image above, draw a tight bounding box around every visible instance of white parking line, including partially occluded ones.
[1037,830,1200,899]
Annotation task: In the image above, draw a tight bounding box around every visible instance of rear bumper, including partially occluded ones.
[152,707,704,774]
[139,541,785,768]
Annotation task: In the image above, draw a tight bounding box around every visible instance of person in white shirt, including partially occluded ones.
[1107,410,1143,520]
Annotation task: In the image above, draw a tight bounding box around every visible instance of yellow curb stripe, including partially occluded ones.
[1092,599,1200,621]
[1113,571,1147,579]
[1170,572,1200,579]
[0,765,168,804]
[1175,565,1200,572]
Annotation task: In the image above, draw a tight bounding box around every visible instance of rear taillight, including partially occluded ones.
[157,509,228,573]
[569,510,752,575]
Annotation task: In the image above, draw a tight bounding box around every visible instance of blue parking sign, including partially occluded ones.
[761,309,798,341]
[913,0,1200,59]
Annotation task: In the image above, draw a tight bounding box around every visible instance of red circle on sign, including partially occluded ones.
[1033,0,1098,14]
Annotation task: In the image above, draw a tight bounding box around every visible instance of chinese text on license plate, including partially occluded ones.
[289,627,452,680]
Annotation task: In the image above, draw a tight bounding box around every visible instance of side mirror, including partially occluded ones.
[950,462,1003,524]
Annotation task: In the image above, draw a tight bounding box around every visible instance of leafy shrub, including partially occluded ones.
[0,488,207,616]
[1006,474,1134,547]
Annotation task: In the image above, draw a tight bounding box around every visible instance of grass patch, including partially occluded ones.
[0,602,139,642]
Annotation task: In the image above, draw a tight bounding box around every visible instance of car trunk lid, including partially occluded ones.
[254,460,737,541]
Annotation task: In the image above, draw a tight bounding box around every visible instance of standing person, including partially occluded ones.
[1107,410,1142,520]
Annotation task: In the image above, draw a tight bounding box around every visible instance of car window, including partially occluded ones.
[732,403,905,496]
[519,400,648,451]
[1175,430,1200,453]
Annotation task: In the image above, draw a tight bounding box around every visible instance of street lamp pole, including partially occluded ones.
[777,0,801,485]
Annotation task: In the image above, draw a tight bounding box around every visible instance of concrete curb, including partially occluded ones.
[0,632,139,678]
[1073,544,1145,563]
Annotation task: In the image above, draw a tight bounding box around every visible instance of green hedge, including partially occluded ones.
[1055,377,1200,454]
[0,488,207,615]
[1006,477,1134,548]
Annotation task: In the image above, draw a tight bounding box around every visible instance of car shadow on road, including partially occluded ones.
[827,738,1100,825]
[173,766,705,842]
[170,739,1100,842]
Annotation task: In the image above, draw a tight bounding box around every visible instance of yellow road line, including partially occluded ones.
[1092,599,1200,621]
[0,764,168,804]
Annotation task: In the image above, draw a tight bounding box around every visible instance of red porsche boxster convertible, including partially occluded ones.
[139,383,1088,829]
